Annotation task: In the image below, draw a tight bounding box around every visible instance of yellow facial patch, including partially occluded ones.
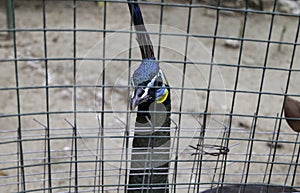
[157,89,169,104]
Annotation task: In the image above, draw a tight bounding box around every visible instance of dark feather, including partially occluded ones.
[284,96,300,132]
[128,0,155,59]
[200,184,298,193]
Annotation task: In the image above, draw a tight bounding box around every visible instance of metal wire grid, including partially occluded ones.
[0,0,300,192]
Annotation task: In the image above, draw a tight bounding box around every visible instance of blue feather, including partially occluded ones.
[132,58,159,86]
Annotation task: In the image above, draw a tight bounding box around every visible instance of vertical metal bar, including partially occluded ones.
[262,114,279,184]
[196,0,220,192]
[173,1,193,193]
[290,138,300,187]
[10,0,26,191]
[156,0,164,60]
[101,1,107,192]
[220,0,249,191]
[268,7,300,187]
[125,0,134,190]
[94,115,104,193]
[5,0,13,39]
[66,120,76,193]
[72,0,78,192]
[157,3,172,193]
[284,133,299,186]
[245,0,277,187]
[42,0,52,192]
[93,3,107,188]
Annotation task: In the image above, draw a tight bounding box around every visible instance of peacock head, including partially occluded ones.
[130,59,169,110]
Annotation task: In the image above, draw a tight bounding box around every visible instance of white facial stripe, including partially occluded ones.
[158,69,165,82]
[141,87,149,98]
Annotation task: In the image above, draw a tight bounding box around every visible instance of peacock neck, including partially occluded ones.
[135,87,171,129]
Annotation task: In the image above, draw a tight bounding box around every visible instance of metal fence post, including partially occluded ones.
[5,0,13,39]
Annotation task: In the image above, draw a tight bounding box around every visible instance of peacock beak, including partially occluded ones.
[130,95,139,110]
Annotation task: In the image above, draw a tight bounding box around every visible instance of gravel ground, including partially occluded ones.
[0,1,300,192]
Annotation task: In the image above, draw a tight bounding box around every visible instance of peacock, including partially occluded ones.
[127,0,171,192]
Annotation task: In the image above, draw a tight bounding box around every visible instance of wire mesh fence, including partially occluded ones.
[1,0,300,192]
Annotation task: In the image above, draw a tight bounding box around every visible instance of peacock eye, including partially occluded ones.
[155,81,163,87]
[154,77,163,87]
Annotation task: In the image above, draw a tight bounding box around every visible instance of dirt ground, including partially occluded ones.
[1,1,300,192]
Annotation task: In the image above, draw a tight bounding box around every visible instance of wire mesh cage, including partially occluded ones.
[1,0,300,192]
